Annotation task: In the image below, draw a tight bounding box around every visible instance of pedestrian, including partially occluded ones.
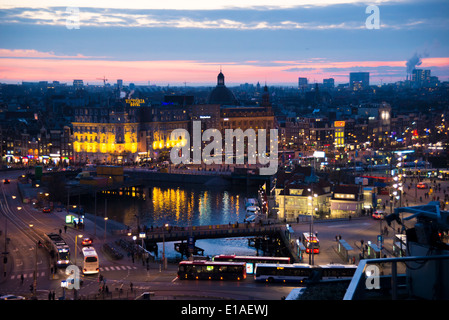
[130,282,133,292]
[52,291,55,300]
[59,228,62,236]
[20,273,24,285]
[64,225,67,233]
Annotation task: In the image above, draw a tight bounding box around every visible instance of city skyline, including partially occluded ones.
[0,0,448,85]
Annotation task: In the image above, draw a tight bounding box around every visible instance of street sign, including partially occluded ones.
[377,235,383,249]
[188,236,195,249]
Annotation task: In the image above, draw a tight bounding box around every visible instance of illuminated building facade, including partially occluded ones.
[72,106,139,164]
[350,72,370,90]
[38,126,73,165]
[334,121,345,148]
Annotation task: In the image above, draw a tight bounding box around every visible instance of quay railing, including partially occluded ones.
[343,254,449,300]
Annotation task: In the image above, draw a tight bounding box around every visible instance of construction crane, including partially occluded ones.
[96,76,108,86]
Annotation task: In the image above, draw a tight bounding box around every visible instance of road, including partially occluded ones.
[0,170,296,300]
[1,169,442,300]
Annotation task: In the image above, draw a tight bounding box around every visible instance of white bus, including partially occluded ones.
[82,247,99,274]
[254,263,356,283]
[254,263,312,283]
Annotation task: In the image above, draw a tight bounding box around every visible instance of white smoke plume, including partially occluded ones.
[406,52,429,75]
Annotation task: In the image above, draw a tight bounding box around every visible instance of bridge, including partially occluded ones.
[137,223,284,243]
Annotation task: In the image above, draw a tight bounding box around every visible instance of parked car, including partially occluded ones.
[417,182,428,189]
[372,210,385,220]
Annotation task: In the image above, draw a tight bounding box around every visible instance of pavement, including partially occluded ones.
[4,175,448,300]
[2,181,185,300]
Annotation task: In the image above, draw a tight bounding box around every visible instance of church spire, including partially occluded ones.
[217,68,225,86]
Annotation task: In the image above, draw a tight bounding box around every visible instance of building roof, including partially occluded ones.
[333,185,361,194]
[331,185,363,201]
[208,71,238,105]
[276,166,331,196]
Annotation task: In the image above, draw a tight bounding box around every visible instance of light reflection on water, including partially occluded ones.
[82,184,259,258]
[87,185,250,228]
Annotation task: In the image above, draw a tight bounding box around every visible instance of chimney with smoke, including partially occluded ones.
[406,52,429,79]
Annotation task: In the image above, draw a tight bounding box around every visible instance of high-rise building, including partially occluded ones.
[298,77,308,91]
[323,78,335,89]
[349,72,369,90]
[73,79,84,87]
[412,69,431,87]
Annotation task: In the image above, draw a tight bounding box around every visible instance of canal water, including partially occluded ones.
[81,183,262,260]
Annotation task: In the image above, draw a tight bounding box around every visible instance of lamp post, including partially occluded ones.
[139,232,146,250]
[162,223,168,270]
[74,234,83,266]
[312,193,317,266]
[307,187,317,266]
[414,160,418,203]
[104,198,108,241]
[104,217,108,242]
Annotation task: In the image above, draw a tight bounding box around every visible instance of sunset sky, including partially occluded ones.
[1,0,448,86]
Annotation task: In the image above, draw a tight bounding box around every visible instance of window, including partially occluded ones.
[335,193,355,199]
[85,257,97,263]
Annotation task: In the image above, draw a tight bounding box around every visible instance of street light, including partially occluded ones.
[139,232,146,250]
[74,234,83,266]
[104,217,108,241]
[162,223,168,270]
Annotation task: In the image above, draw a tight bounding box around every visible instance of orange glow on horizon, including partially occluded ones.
[0,56,448,85]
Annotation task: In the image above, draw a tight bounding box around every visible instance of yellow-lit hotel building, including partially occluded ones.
[72,101,191,164]
[72,105,140,164]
